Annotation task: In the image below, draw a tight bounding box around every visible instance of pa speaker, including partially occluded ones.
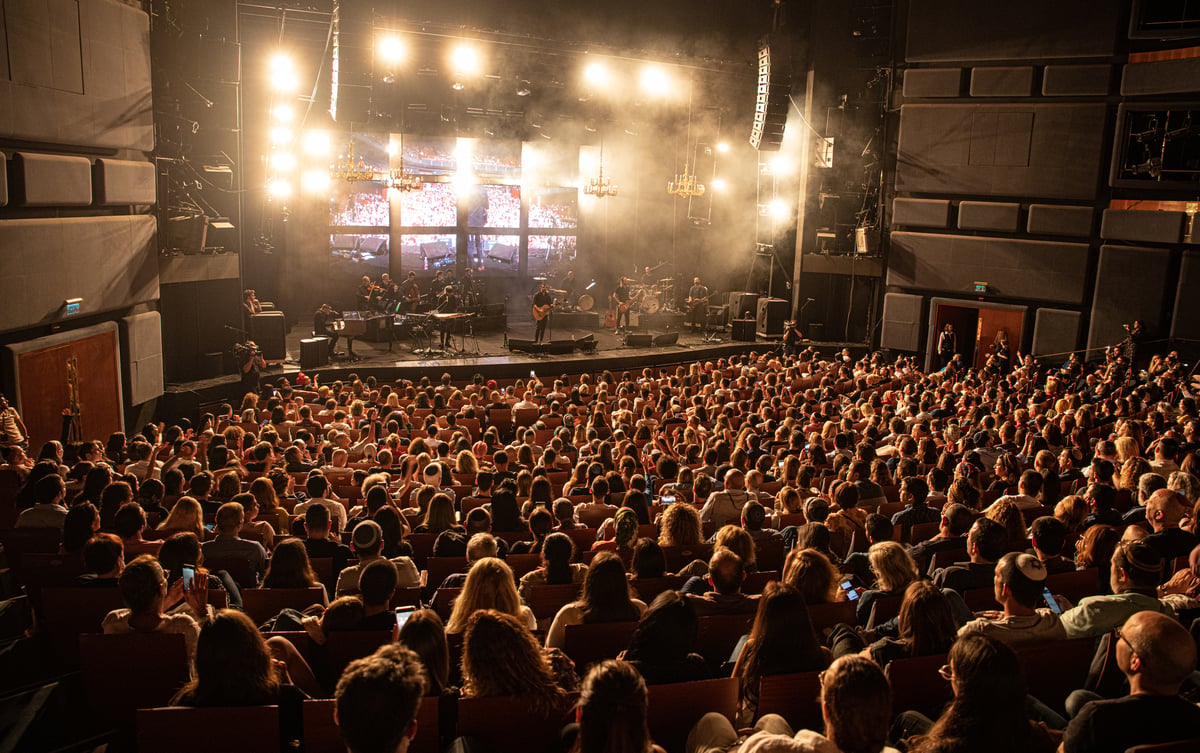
[731,319,756,341]
[751,39,791,152]
[300,337,329,369]
[727,292,760,322]
[652,332,679,347]
[250,312,287,360]
[625,334,654,347]
[508,338,538,353]
[756,298,788,336]
[546,340,576,355]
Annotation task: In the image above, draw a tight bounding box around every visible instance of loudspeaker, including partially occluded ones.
[756,298,789,336]
[508,338,538,353]
[300,337,329,369]
[652,332,679,347]
[751,39,791,152]
[250,312,287,360]
[731,319,756,341]
[546,340,576,355]
[625,334,654,347]
[727,292,760,323]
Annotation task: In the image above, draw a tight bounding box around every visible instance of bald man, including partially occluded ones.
[1143,489,1198,567]
[699,470,752,529]
[1062,611,1200,753]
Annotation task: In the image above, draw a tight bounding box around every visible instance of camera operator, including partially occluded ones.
[237,340,266,395]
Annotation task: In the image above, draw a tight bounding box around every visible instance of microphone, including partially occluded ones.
[806,297,815,302]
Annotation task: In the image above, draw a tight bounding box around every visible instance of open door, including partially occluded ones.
[929,298,1027,372]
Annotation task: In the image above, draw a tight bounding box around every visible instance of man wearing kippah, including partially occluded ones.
[957,552,1066,646]
[1059,540,1173,639]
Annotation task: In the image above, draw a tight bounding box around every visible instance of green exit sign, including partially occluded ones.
[974,282,988,294]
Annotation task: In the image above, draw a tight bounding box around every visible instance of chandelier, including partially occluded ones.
[667,164,705,197]
[330,139,375,182]
[387,168,423,192]
[584,139,617,197]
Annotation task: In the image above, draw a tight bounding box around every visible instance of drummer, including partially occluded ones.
[561,270,579,305]
[641,265,658,286]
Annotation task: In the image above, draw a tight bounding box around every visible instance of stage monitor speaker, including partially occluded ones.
[625,334,654,347]
[756,298,788,336]
[546,340,576,355]
[731,319,756,341]
[300,337,329,369]
[652,332,679,347]
[250,312,286,360]
[473,313,507,333]
[508,338,538,353]
[727,292,760,323]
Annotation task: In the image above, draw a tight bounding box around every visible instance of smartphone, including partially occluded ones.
[181,564,196,591]
[840,580,859,601]
[395,606,416,631]
[778,459,785,469]
[660,494,676,506]
[1042,587,1061,614]
[530,370,536,378]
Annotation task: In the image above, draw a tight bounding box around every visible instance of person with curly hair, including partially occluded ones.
[460,609,576,713]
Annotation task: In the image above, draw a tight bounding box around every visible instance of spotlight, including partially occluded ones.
[269,53,293,71]
[768,198,789,219]
[301,169,330,193]
[301,130,330,156]
[640,65,669,96]
[269,126,293,144]
[769,155,792,175]
[450,43,481,76]
[272,104,294,123]
[267,178,292,199]
[716,141,730,153]
[378,35,406,64]
[584,62,609,87]
[270,68,298,93]
[711,178,727,191]
[271,151,296,172]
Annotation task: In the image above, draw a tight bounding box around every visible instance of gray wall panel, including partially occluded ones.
[1121,58,1200,96]
[906,0,1119,62]
[94,158,156,205]
[896,104,1107,200]
[1027,205,1093,236]
[1172,252,1200,342]
[958,201,1021,232]
[1042,64,1111,96]
[1031,308,1081,358]
[892,198,952,228]
[12,152,92,206]
[887,232,1090,304]
[969,67,1034,97]
[120,311,164,405]
[902,68,962,98]
[0,154,6,207]
[1086,245,1171,353]
[881,293,924,352]
[0,216,159,333]
[1100,209,1186,245]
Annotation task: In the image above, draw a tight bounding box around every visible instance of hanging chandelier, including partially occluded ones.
[330,139,375,182]
[584,138,617,197]
[387,168,423,192]
[667,164,705,197]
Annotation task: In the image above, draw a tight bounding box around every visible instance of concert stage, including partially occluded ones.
[159,313,860,419]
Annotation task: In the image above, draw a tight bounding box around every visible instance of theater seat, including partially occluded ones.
[79,632,190,730]
[647,677,738,753]
[455,693,578,753]
[242,587,326,625]
[885,652,951,718]
[756,670,823,731]
[562,621,639,673]
[137,705,281,753]
[303,696,440,753]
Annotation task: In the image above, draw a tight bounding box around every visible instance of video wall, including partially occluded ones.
[329,133,578,278]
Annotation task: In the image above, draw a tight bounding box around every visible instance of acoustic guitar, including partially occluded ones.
[532,301,555,321]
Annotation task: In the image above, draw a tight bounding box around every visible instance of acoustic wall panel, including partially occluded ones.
[0,154,6,206]
[1031,308,1081,358]
[0,216,158,333]
[1121,58,1200,96]
[970,67,1034,97]
[958,201,1021,232]
[906,0,1119,63]
[881,293,924,352]
[896,104,1107,200]
[120,311,164,405]
[888,232,1090,304]
[1042,64,1111,96]
[892,198,952,228]
[94,158,156,205]
[12,152,92,206]
[1027,205,1093,236]
[1172,252,1200,341]
[1100,210,1186,245]
[1086,245,1171,353]
[902,68,962,98]
[4,0,84,93]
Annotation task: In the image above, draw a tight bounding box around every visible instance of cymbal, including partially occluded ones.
[549,288,567,294]
[532,276,548,282]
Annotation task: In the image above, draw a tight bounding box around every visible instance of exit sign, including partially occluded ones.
[974,281,988,294]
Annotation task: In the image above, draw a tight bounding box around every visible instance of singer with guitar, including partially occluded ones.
[686,276,710,331]
[610,277,633,333]
[532,282,555,343]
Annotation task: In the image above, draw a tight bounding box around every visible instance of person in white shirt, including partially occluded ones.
[293,474,348,534]
[985,469,1044,512]
[334,520,420,594]
[15,475,70,528]
[700,470,753,529]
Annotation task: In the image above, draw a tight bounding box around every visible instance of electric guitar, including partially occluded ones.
[616,289,644,313]
[532,301,555,321]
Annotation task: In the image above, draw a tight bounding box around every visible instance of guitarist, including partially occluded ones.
[610,277,632,333]
[532,282,555,343]
[687,276,710,331]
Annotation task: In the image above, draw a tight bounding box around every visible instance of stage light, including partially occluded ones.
[386,141,398,156]
[301,169,330,193]
[267,178,292,199]
[769,155,792,175]
[640,65,670,96]
[301,130,330,157]
[711,178,727,191]
[583,61,609,87]
[269,126,293,144]
[269,53,293,71]
[716,141,730,153]
[768,198,789,219]
[272,104,294,123]
[450,43,481,76]
[378,35,406,64]
[270,68,298,93]
[271,151,296,172]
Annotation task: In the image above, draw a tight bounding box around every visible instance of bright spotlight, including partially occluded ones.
[769,155,792,175]
[640,65,670,96]
[711,178,727,191]
[270,68,298,93]
[269,53,293,71]
[269,126,293,144]
[450,43,481,76]
[301,169,330,193]
[378,35,406,64]
[584,61,609,87]
[267,178,292,199]
[272,104,294,123]
[301,130,330,157]
[768,198,789,219]
[716,141,730,153]
[271,151,296,172]
[386,141,398,156]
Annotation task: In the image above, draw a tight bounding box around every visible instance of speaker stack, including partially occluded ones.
[756,298,789,337]
[249,312,287,360]
[750,37,790,152]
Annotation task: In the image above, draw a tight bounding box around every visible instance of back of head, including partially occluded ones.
[466,532,499,562]
[968,518,1008,563]
[114,502,147,539]
[352,520,384,557]
[118,554,165,613]
[631,538,666,579]
[628,590,699,660]
[214,502,244,534]
[359,559,399,608]
[187,609,277,707]
[821,655,892,753]
[336,643,428,753]
[996,552,1048,609]
[708,547,746,595]
[867,541,918,592]
[1018,469,1043,497]
[1112,539,1162,591]
[574,660,650,753]
[742,500,767,531]
[946,633,1026,713]
[1029,516,1065,557]
[1146,489,1187,530]
[942,503,975,536]
[305,502,331,533]
[84,534,124,575]
[1123,610,1198,690]
[465,507,492,535]
[898,580,956,657]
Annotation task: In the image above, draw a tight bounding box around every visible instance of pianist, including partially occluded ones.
[313,303,341,354]
[435,285,460,349]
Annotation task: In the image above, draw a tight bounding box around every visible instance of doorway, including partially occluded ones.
[927,298,1027,372]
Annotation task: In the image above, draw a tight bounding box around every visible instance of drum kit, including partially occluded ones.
[631,277,677,315]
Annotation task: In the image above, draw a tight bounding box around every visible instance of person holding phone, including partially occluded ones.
[955,552,1067,646]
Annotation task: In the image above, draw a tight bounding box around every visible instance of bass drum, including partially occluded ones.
[577,293,595,312]
[642,294,662,315]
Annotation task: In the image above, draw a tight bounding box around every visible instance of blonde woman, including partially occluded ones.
[445,557,535,634]
[157,496,205,538]
[854,541,920,626]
